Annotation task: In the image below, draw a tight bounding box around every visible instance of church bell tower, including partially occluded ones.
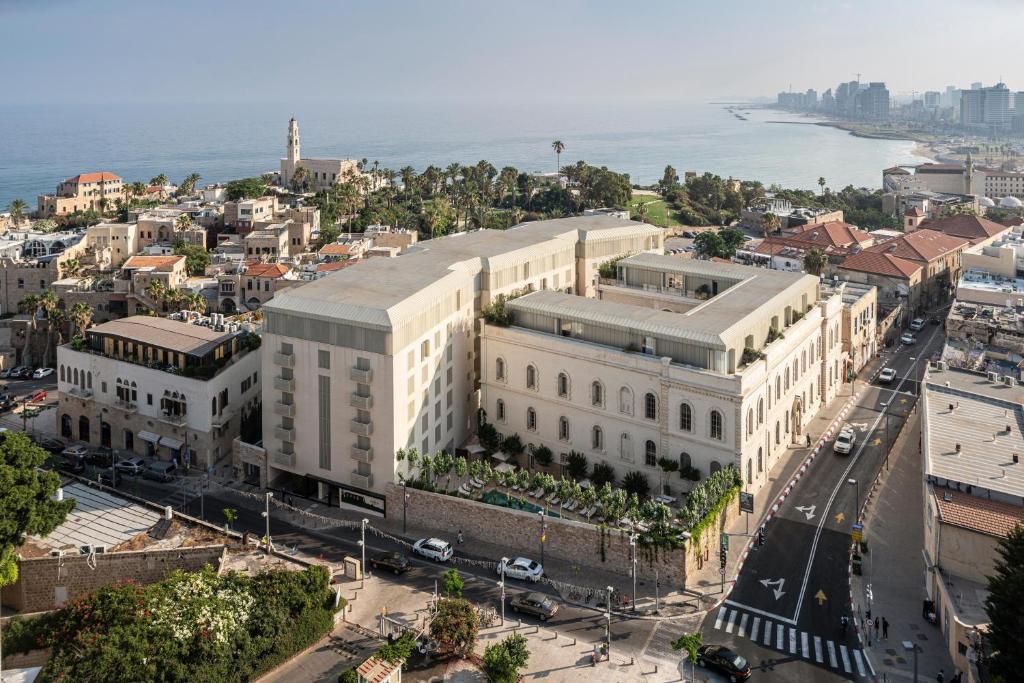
[287,117,301,164]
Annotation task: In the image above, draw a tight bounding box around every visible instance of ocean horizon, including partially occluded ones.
[0,100,929,209]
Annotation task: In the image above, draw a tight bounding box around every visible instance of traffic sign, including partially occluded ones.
[851,522,864,543]
[720,533,729,551]
[739,492,754,513]
[719,567,726,576]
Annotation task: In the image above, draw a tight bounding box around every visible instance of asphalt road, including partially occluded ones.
[697,321,945,682]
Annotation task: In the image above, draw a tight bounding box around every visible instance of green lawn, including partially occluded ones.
[629,194,685,228]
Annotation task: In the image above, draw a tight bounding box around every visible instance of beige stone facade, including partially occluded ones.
[36,172,125,218]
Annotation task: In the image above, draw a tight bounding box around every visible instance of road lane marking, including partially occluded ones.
[801,631,809,659]
[776,623,784,650]
[725,609,737,634]
[737,613,748,638]
[840,644,851,673]
[722,599,796,625]
[827,640,838,668]
[750,616,760,643]
[814,635,823,663]
[789,627,797,654]
[854,649,866,677]
[714,607,725,630]
[763,620,772,646]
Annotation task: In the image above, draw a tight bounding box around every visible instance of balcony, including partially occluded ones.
[273,450,296,467]
[158,411,187,426]
[273,351,295,368]
[114,399,137,414]
[351,445,373,463]
[350,471,373,489]
[274,426,295,442]
[349,367,373,383]
[350,393,373,410]
[350,419,373,436]
[67,386,93,399]
[273,401,295,417]
[273,376,295,392]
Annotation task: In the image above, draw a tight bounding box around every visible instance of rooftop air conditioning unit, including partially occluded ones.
[1004,376,1016,386]
[936,361,948,371]
[94,545,107,554]
[988,371,1000,382]
[49,549,63,558]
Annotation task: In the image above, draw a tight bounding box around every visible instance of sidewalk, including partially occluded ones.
[850,408,954,682]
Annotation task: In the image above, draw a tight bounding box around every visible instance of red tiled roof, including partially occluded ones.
[123,255,185,270]
[787,221,872,249]
[918,215,1009,244]
[755,241,805,257]
[316,260,361,273]
[934,489,1024,538]
[839,250,922,278]
[863,229,968,263]
[318,243,352,255]
[64,172,121,184]
[905,207,924,217]
[883,166,911,175]
[245,263,290,278]
[356,656,401,683]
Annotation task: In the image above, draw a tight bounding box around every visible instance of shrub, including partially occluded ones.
[430,598,478,657]
[502,433,524,455]
[483,633,530,683]
[478,422,502,452]
[532,444,553,467]
[442,568,464,598]
[377,631,417,667]
[741,347,765,365]
[565,451,588,479]
[338,668,359,683]
[622,471,650,497]
[591,462,616,488]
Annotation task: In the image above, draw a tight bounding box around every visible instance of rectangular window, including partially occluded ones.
[434,401,441,419]
[422,437,429,454]
[408,350,415,367]
[408,401,415,420]
[318,375,331,470]
[421,413,429,433]
[101,381,107,393]
[447,367,453,386]
[446,412,453,430]
[318,349,330,369]
[447,389,453,407]
[434,424,441,443]
[407,376,415,394]
[147,393,153,405]
[446,344,453,362]
[421,340,430,360]
[434,377,441,396]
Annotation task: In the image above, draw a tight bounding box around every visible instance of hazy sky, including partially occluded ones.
[2,0,1022,104]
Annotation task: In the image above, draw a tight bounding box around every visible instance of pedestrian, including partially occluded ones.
[882,617,889,640]
[866,607,872,622]
[874,616,879,633]
[806,434,812,447]
[936,669,944,683]
[457,529,464,544]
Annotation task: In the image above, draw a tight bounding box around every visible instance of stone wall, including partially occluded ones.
[384,484,744,590]
[2,545,225,613]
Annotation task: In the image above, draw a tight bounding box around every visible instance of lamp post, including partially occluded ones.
[360,518,369,588]
[847,478,860,523]
[538,509,546,566]
[629,532,637,612]
[261,492,273,559]
[903,641,919,683]
[499,556,508,626]
[605,585,614,660]
[402,482,409,535]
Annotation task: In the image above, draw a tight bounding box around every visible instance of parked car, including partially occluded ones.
[508,592,559,621]
[930,316,941,325]
[144,460,178,482]
[114,456,146,475]
[369,552,410,575]
[0,393,14,412]
[900,333,916,345]
[8,367,31,379]
[26,389,46,403]
[878,367,897,384]
[833,427,856,455]
[61,445,90,459]
[909,318,925,332]
[35,435,65,453]
[697,644,751,681]
[86,447,114,468]
[497,556,544,582]
[32,367,54,379]
[99,470,123,487]
[411,538,453,562]
[58,455,86,475]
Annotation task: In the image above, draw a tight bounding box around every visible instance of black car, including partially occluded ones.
[35,436,65,454]
[697,644,751,682]
[58,455,86,475]
[99,470,123,487]
[11,367,33,379]
[86,447,114,468]
[369,552,410,574]
[0,393,14,412]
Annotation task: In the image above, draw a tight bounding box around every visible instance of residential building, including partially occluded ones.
[481,255,847,496]
[837,251,924,320]
[945,271,1024,366]
[136,209,185,250]
[280,118,360,190]
[917,214,1011,247]
[120,255,188,312]
[0,231,87,316]
[56,315,261,468]
[36,172,125,218]
[741,198,843,234]
[258,217,664,513]
[243,223,290,259]
[961,229,1024,278]
[921,365,1024,675]
[835,281,878,373]
[749,242,807,272]
[224,197,278,233]
[858,82,890,120]
[861,230,969,307]
[757,221,874,273]
[85,222,139,269]
[219,262,302,313]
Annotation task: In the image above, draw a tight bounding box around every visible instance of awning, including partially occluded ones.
[138,431,161,444]
[490,451,511,463]
[159,436,184,451]
[578,478,592,489]
[494,462,515,473]
[466,444,485,455]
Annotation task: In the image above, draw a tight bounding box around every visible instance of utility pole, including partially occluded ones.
[360,518,369,588]
[538,509,546,565]
[402,482,408,534]
[499,557,507,626]
[629,533,637,612]
[605,585,613,660]
[261,492,273,558]
[654,569,660,613]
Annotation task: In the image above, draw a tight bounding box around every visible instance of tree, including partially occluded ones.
[693,231,727,259]
[69,301,94,339]
[180,172,201,196]
[804,247,827,276]
[565,451,588,480]
[150,173,168,187]
[660,165,679,193]
[0,432,75,585]
[818,176,827,196]
[761,212,781,238]
[60,258,83,279]
[8,199,26,226]
[174,242,211,276]
[483,633,530,683]
[718,227,746,256]
[442,568,464,597]
[622,471,650,498]
[226,177,267,201]
[222,508,237,532]
[551,140,565,180]
[985,524,1024,679]
[376,631,417,667]
[671,631,703,682]
[657,457,679,496]
[591,462,616,488]
[145,279,166,305]
[174,213,193,232]
[183,291,207,314]
[36,290,59,365]
[430,598,478,657]
[291,166,312,193]
[423,197,455,238]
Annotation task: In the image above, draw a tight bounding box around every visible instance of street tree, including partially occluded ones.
[483,633,530,683]
[671,631,703,682]
[693,231,727,259]
[442,568,464,597]
[985,524,1024,679]
[430,598,478,657]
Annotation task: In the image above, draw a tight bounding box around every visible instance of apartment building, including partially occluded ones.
[480,255,846,496]
[224,197,278,233]
[36,172,125,218]
[85,222,138,269]
[260,217,664,513]
[57,315,261,468]
[836,281,878,373]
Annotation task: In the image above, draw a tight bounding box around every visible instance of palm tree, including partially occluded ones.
[184,291,206,314]
[18,294,41,366]
[804,247,827,276]
[150,174,168,187]
[130,181,147,203]
[37,290,59,365]
[817,177,826,196]
[180,173,201,196]
[8,199,26,227]
[175,214,193,232]
[551,141,565,181]
[60,258,83,279]
[144,279,166,306]
[761,212,781,238]
[69,301,94,339]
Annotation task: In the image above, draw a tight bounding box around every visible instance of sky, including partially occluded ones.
[1,0,1022,105]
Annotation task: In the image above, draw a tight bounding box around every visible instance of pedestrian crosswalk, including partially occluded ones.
[711,606,871,678]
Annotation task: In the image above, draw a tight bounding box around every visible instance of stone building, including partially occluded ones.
[279,118,360,190]
[36,172,125,218]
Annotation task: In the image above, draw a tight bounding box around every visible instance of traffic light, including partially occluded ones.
[719,548,727,568]
[757,528,766,547]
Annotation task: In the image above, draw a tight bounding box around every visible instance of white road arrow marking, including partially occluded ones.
[795,504,817,520]
[849,422,870,432]
[759,577,787,600]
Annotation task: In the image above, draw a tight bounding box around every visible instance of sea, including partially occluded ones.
[0,100,929,209]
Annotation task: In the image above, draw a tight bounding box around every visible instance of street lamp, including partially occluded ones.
[605,585,614,660]
[629,532,637,612]
[537,509,546,566]
[402,482,409,535]
[847,478,860,523]
[903,641,919,683]
[360,518,369,588]
[499,556,508,626]
[261,492,273,559]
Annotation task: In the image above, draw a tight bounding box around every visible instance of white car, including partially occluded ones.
[900,333,916,345]
[833,427,856,455]
[412,538,453,562]
[61,444,90,458]
[497,556,544,582]
[909,318,925,332]
[114,457,145,474]
[32,367,54,379]
[878,367,897,384]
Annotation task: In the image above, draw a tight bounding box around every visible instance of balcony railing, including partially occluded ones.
[349,367,373,383]
[350,471,373,489]
[350,419,373,436]
[350,394,373,410]
[274,426,296,442]
[351,445,373,463]
[273,450,296,467]
[114,399,137,413]
[158,411,187,426]
[273,376,295,392]
[273,401,295,417]
[67,386,94,399]
[273,351,295,368]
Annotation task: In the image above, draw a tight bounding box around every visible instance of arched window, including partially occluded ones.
[644,393,657,420]
[757,447,763,472]
[619,387,633,415]
[496,399,506,422]
[78,415,90,441]
[645,440,657,467]
[495,357,506,381]
[59,365,65,382]
[710,410,723,440]
[557,372,570,398]
[785,411,789,434]
[747,459,753,485]
[591,381,604,407]
[679,452,691,471]
[592,426,604,451]
[61,414,72,438]
[679,403,693,432]
[747,408,754,436]
[793,358,799,382]
[801,349,807,373]
[784,368,790,391]
[558,416,570,441]
[73,368,79,385]
[775,421,781,444]
[86,371,92,389]
[775,376,781,400]
[757,398,764,424]
[620,433,633,461]
[130,381,137,401]
[526,407,537,431]
[709,460,722,475]
[526,365,537,389]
